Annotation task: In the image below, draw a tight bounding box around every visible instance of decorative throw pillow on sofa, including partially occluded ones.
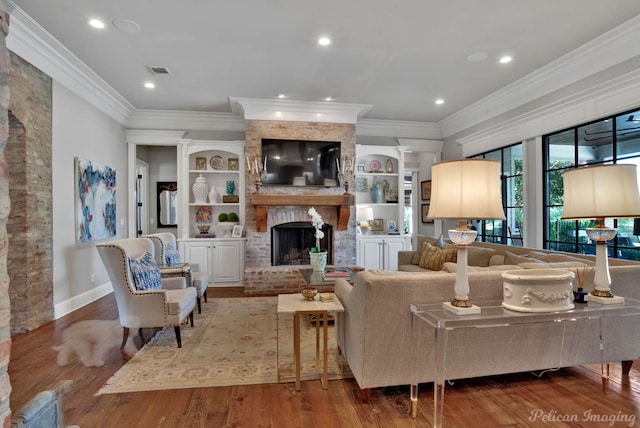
[419,243,457,270]
[164,244,182,265]
[412,236,444,265]
[128,252,162,290]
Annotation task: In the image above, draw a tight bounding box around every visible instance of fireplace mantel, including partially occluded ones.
[251,193,355,232]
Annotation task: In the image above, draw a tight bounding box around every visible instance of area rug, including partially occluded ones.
[97,296,348,394]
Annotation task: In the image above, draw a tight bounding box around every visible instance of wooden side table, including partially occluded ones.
[277,293,344,390]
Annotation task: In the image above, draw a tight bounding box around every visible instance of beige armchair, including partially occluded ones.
[96,238,196,348]
[145,232,209,313]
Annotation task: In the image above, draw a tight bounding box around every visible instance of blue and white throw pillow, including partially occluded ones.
[129,252,162,290]
[165,243,182,265]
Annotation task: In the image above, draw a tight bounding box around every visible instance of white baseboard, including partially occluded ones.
[54,282,113,319]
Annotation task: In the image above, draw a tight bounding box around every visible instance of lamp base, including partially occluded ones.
[443,301,481,315]
[588,293,624,305]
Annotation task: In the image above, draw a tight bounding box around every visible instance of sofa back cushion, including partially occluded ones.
[419,243,457,270]
[467,246,496,267]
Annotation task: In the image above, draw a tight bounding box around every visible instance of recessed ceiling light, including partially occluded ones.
[144,82,155,89]
[467,52,488,63]
[277,94,285,99]
[113,18,141,34]
[499,56,513,64]
[325,97,332,101]
[318,36,331,46]
[435,98,444,105]
[88,18,105,29]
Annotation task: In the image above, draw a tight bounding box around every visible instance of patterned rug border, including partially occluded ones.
[97,296,346,395]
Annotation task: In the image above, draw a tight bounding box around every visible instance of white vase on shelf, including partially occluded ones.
[208,185,219,204]
[192,174,209,204]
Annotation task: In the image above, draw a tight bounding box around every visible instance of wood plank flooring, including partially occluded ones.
[8,287,640,427]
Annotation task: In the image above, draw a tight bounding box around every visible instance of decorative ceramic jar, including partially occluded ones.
[208,185,219,204]
[370,182,383,203]
[192,174,209,204]
[310,251,327,272]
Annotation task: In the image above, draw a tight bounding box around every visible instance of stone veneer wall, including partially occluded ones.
[6,52,53,335]
[243,120,357,295]
[0,7,11,426]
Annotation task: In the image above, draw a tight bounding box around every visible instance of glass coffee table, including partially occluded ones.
[410,298,640,426]
[298,267,355,289]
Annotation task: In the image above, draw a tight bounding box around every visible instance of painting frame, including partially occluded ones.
[228,157,239,171]
[75,157,117,243]
[232,225,244,238]
[421,204,433,223]
[356,164,366,173]
[421,180,431,201]
[371,218,384,232]
[195,157,207,170]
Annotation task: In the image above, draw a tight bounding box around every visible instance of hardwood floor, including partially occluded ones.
[9,287,640,427]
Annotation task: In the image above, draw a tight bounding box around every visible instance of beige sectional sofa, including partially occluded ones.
[334,239,640,395]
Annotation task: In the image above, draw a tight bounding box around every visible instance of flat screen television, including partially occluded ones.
[261,138,341,186]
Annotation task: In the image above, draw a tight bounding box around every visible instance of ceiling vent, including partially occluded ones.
[147,66,172,76]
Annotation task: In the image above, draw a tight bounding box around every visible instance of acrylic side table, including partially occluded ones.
[410,298,640,427]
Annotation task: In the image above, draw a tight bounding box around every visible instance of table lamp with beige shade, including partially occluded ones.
[356,206,374,235]
[561,164,640,304]
[427,159,505,314]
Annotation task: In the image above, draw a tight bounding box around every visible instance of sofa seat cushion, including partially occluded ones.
[419,243,457,270]
[518,261,590,269]
[129,252,162,290]
[443,262,523,273]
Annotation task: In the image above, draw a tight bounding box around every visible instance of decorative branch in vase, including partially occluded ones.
[572,265,594,303]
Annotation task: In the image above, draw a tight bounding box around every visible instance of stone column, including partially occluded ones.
[0,7,11,428]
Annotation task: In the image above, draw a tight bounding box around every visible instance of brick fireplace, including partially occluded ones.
[242,119,357,295]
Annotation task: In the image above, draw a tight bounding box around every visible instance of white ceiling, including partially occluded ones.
[9,0,640,124]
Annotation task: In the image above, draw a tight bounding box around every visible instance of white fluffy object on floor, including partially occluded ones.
[52,320,138,367]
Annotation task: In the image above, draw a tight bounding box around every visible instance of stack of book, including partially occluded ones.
[322,270,350,282]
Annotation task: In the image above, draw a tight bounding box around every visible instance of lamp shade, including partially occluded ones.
[356,207,374,222]
[561,164,640,220]
[427,159,505,220]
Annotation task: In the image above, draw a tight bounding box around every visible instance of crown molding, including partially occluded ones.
[397,138,443,153]
[127,109,245,131]
[229,97,372,124]
[125,129,187,145]
[357,118,442,139]
[441,14,640,139]
[5,3,134,125]
[456,67,640,156]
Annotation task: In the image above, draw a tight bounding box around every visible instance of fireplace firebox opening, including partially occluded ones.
[271,221,333,266]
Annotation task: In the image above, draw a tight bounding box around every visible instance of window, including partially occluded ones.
[471,143,523,246]
[543,108,640,261]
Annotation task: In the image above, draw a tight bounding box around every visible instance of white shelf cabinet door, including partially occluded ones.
[212,240,244,284]
[358,238,384,270]
[384,238,406,271]
[358,236,408,270]
[183,241,212,283]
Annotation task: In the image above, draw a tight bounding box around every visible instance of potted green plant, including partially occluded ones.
[218,212,239,237]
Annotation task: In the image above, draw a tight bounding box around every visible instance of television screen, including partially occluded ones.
[261,139,341,186]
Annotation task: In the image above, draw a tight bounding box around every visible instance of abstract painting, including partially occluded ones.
[75,157,116,243]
